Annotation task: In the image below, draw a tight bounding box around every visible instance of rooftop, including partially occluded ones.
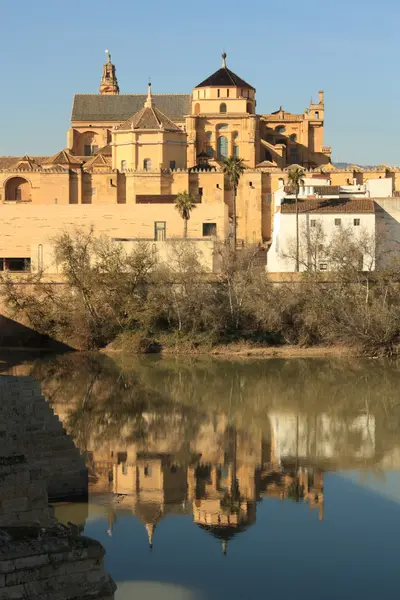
[195,53,254,90]
[281,198,375,214]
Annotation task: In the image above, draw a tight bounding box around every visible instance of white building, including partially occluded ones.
[267,182,378,273]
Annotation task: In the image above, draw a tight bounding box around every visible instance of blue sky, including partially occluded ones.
[1,0,399,164]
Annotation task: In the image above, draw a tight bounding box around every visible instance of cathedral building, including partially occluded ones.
[0,52,397,273]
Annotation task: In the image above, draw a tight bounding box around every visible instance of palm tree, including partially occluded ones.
[287,165,305,272]
[174,191,197,238]
[222,156,246,250]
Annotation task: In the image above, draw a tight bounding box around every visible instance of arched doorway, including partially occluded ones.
[217,136,228,160]
[5,177,30,201]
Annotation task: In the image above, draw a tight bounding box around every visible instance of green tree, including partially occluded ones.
[222,156,246,250]
[287,166,305,272]
[174,191,197,239]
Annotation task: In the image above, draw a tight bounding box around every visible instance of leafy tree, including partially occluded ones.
[174,191,197,239]
[222,156,246,250]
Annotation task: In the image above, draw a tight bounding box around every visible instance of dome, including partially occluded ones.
[195,54,254,90]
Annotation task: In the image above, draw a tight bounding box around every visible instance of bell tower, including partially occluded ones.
[100,50,119,95]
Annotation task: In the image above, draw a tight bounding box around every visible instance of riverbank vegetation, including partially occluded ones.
[1,228,399,356]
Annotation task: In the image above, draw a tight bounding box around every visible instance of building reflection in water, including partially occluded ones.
[84,415,326,554]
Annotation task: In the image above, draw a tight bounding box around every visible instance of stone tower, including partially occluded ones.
[100,51,119,95]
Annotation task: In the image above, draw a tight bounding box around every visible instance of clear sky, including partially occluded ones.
[1,0,399,164]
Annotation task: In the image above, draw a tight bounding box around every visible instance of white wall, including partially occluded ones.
[366,178,393,198]
[267,211,376,273]
[374,198,400,267]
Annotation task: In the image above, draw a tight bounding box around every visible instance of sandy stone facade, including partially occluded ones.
[0,52,398,270]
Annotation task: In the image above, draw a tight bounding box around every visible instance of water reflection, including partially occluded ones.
[3,353,400,599]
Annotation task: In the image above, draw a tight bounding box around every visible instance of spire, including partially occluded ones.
[145,523,155,550]
[222,52,227,68]
[100,50,119,95]
[144,82,154,108]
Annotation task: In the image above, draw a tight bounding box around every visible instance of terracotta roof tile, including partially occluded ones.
[83,153,112,170]
[116,105,182,132]
[281,198,375,214]
[43,149,84,166]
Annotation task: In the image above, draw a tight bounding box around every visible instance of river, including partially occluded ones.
[3,352,400,599]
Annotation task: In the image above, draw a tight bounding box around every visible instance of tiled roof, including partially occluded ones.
[116,105,182,132]
[83,153,112,170]
[195,67,254,90]
[43,149,84,166]
[95,144,112,156]
[284,185,341,195]
[5,155,42,170]
[71,94,191,122]
[281,198,375,214]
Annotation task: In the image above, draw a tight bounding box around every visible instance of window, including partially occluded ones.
[121,160,127,172]
[144,465,152,477]
[143,158,152,170]
[310,219,316,227]
[91,188,97,196]
[154,221,166,241]
[170,160,176,170]
[217,89,220,98]
[354,218,360,226]
[217,124,228,130]
[84,144,91,156]
[278,178,284,188]
[227,89,230,98]
[334,218,341,226]
[233,145,239,158]
[206,145,213,157]
[198,187,203,197]
[233,132,239,140]
[203,223,217,236]
[5,258,31,272]
[315,111,319,119]
[290,134,297,142]
[217,135,228,159]
[219,103,227,113]
[319,263,328,271]
[275,126,286,134]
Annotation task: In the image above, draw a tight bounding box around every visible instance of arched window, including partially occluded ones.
[315,111,319,119]
[219,103,227,113]
[217,136,228,159]
[265,150,272,162]
[120,160,127,172]
[233,145,239,158]
[143,158,152,170]
[217,124,228,130]
[290,134,297,142]
[194,103,200,115]
[275,126,286,134]
[233,132,239,141]
[247,102,252,113]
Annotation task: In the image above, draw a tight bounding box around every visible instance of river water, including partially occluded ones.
[4,352,400,599]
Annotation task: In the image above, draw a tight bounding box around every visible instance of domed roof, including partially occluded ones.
[195,54,254,90]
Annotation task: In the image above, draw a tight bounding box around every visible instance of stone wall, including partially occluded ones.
[0,375,116,600]
[0,376,87,501]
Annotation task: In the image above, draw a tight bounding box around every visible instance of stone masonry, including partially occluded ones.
[0,376,87,501]
[0,376,116,600]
